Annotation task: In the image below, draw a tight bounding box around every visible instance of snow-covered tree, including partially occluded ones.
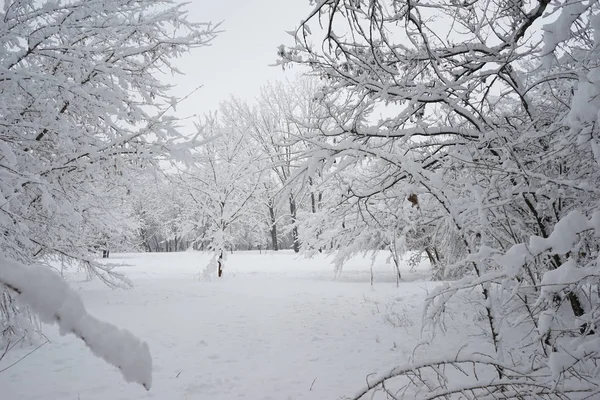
[175,113,263,278]
[225,78,325,253]
[0,0,216,387]
[281,0,600,397]
[130,171,193,253]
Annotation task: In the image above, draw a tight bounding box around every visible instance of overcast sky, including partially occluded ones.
[168,0,313,135]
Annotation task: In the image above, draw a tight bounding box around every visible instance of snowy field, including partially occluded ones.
[1,251,473,400]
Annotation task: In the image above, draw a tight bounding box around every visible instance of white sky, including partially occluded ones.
[168,0,314,135]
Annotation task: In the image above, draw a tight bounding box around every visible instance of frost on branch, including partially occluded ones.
[0,256,152,390]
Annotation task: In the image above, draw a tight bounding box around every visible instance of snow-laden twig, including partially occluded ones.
[348,355,592,400]
[0,256,152,389]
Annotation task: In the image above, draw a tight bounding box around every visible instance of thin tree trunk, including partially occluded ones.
[425,247,443,279]
[390,248,401,287]
[289,196,300,253]
[269,202,278,251]
[217,250,223,278]
[309,177,317,214]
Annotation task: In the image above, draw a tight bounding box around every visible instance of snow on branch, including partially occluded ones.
[349,355,593,400]
[440,210,600,281]
[541,1,593,66]
[0,256,152,390]
[347,354,600,400]
[425,210,600,323]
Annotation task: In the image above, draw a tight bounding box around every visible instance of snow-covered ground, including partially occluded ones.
[1,251,472,400]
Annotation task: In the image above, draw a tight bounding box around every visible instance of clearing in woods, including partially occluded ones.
[1,251,472,400]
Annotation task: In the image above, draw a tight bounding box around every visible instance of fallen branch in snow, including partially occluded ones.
[0,256,152,390]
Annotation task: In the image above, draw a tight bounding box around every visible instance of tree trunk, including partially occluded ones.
[309,177,317,214]
[217,251,223,278]
[390,248,401,287]
[289,196,300,253]
[269,202,278,251]
[425,247,443,280]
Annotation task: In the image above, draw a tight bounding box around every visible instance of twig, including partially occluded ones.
[0,335,26,363]
[0,339,10,363]
[0,339,48,373]
[309,377,317,391]
[6,335,26,353]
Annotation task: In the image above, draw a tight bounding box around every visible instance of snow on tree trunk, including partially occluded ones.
[201,229,228,280]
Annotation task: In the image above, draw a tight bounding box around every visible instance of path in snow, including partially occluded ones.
[1,251,467,400]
